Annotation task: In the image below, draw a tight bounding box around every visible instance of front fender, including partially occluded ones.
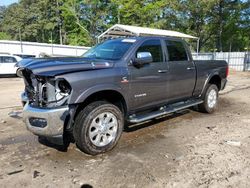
[70,84,127,104]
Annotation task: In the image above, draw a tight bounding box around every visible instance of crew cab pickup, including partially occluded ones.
[18,37,228,155]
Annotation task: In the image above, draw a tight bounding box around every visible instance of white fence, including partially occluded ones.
[1,40,249,71]
[192,52,250,71]
[0,40,90,57]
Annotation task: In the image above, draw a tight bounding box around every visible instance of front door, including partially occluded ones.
[128,39,169,111]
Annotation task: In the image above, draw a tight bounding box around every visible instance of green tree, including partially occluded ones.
[0,0,249,51]
[0,6,6,25]
[111,0,167,28]
[61,0,116,46]
[1,0,61,43]
[61,0,93,45]
[0,6,8,38]
[166,0,249,52]
[0,32,11,40]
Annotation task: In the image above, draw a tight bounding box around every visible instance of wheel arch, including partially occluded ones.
[73,88,128,121]
[201,73,222,96]
[208,74,222,91]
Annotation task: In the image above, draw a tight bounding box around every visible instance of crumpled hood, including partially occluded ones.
[17,57,114,77]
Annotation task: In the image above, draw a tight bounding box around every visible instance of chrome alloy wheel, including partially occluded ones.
[207,89,217,108]
[89,112,118,147]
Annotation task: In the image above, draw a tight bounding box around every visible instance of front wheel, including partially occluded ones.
[73,101,124,155]
[198,84,219,113]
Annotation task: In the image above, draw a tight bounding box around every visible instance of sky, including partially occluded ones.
[0,0,18,6]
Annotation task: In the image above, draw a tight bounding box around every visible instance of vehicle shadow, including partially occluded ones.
[81,184,93,188]
[38,136,70,152]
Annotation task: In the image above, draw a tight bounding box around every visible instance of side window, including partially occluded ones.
[165,40,188,61]
[2,57,17,63]
[136,39,163,62]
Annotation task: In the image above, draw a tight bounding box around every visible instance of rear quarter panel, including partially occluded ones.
[193,60,228,96]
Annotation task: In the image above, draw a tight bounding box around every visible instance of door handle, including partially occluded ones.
[158,70,167,73]
[187,67,195,70]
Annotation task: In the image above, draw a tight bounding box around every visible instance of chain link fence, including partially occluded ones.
[192,52,250,71]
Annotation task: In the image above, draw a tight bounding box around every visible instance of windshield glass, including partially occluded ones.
[83,39,135,60]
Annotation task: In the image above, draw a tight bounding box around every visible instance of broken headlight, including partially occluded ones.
[55,79,72,102]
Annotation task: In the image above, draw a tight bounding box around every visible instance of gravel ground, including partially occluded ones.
[0,71,249,188]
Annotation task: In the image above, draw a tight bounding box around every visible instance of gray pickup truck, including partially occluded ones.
[18,37,228,155]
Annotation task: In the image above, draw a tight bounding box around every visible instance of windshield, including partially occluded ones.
[83,39,135,60]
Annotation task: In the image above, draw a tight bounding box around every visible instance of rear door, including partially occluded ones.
[165,40,196,102]
[0,56,18,74]
[128,39,169,111]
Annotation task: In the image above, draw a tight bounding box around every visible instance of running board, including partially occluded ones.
[128,99,203,123]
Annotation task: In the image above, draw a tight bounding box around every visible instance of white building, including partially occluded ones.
[0,40,90,57]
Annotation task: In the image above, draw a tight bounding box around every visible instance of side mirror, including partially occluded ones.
[133,52,153,67]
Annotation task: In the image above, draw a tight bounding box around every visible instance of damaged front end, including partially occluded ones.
[21,69,71,108]
[20,68,72,144]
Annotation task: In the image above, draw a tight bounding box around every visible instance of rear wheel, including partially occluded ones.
[198,84,218,113]
[73,101,124,155]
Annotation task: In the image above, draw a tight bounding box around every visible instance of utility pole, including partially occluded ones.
[51,32,54,55]
[118,5,122,24]
[19,28,23,53]
[56,0,63,45]
[59,23,63,45]
[118,9,120,24]
[197,38,200,54]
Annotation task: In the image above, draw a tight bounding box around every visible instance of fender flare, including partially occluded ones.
[72,84,128,109]
[200,71,221,97]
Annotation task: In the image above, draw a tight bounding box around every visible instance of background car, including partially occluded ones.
[0,54,22,75]
[13,54,36,59]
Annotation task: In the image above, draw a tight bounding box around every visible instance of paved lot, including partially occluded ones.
[0,71,250,188]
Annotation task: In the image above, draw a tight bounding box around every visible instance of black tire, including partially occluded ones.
[198,84,219,113]
[73,101,124,155]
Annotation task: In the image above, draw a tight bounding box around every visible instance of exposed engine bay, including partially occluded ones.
[20,69,71,108]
